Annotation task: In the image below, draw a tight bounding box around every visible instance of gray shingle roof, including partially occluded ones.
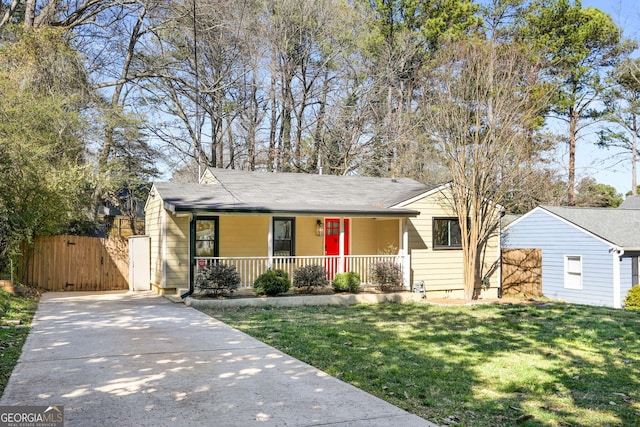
[619,195,640,210]
[153,168,443,217]
[541,205,640,249]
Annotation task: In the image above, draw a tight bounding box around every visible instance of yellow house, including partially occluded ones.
[144,168,501,299]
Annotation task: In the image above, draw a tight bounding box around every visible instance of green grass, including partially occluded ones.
[201,302,640,427]
[0,289,38,396]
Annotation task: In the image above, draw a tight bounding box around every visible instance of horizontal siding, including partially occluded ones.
[503,209,615,307]
[165,215,189,289]
[220,216,269,257]
[296,217,324,256]
[218,215,324,257]
[377,220,399,254]
[352,218,377,255]
[406,189,500,298]
[144,191,163,287]
[351,218,399,255]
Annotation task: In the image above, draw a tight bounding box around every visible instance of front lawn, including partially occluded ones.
[0,288,38,396]
[201,302,640,427]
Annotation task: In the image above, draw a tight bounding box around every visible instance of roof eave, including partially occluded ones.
[618,247,640,253]
[163,201,177,214]
[170,205,419,217]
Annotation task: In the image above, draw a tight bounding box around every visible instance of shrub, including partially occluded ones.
[332,272,361,293]
[370,261,402,292]
[253,269,290,296]
[624,285,640,310]
[194,263,241,297]
[293,265,328,293]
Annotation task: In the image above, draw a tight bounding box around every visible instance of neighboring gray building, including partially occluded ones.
[619,195,640,210]
[502,206,640,308]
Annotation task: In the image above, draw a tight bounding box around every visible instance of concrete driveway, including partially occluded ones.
[1,291,437,426]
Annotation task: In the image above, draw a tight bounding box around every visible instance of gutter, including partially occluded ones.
[169,205,420,218]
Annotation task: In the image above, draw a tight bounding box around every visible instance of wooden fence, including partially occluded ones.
[19,235,129,291]
[501,248,542,296]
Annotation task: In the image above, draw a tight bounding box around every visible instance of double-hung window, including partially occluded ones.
[273,217,295,257]
[564,255,582,289]
[432,217,462,249]
[195,218,218,257]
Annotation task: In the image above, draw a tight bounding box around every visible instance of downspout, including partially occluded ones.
[181,212,196,299]
[613,247,624,309]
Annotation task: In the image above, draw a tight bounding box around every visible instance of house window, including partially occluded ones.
[273,217,295,257]
[195,218,218,257]
[564,255,582,289]
[433,217,462,249]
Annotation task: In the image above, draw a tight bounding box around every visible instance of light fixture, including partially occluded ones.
[316,220,324,236]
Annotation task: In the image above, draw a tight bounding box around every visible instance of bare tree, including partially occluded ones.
[421,38,549,299]
[264,0,354,172]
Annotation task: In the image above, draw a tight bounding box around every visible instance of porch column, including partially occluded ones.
[613,251,621,309]
[267,216,273,268]
[401,218,410,289]
[338,217,345,274]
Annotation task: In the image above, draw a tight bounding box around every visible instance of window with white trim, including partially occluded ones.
[564,255,582,289]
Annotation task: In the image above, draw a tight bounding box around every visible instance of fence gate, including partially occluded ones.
[501,248,542,296]
[19,235,129,291]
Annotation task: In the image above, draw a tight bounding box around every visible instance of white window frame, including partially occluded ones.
[564,255,583,290]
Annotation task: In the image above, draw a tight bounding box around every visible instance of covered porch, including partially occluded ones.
[190,215,412,291]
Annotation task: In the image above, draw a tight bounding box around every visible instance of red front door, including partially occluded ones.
[324,218,349,278]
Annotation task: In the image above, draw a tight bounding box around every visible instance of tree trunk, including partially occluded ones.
[268,55,277,172]
[313,71,329,174]
[247,74,259,171]
[24,0,36,28]
[568,106,577,205]
[633,115,637,195]
[226,118,234,168]
[281,74,293,172]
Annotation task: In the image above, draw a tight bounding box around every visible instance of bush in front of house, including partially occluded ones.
[194,263,241,297]
[253,269,291,296]
[370,261,403,292]
[292,265,328,293]
[332,272,361,293]
[624,285,640,310]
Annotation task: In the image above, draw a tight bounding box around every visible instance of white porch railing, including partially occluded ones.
[193,255,408,289]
